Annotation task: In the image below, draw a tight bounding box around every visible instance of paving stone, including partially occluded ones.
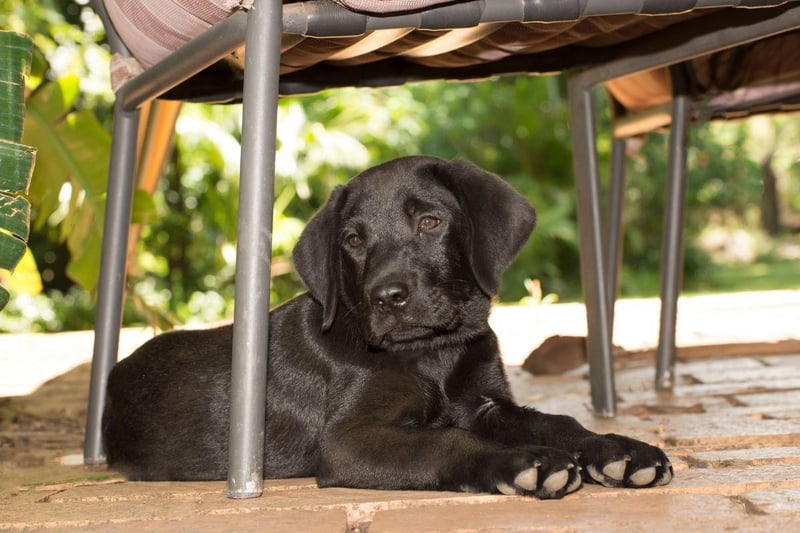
[3,478,505,530]
[686,446,800,468]
[684,365,800,385]
[741,487,800,515]
[677,358,768,374]
[760,353,800,367]
[654,464,800,494]
[732,390,800,408]
[5,508,348,533]
[656,412,800,447]
[621,377,800,404]
[367,494,745,533]
[2,295,800,532]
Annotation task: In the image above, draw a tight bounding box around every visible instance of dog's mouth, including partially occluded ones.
[367,313,461,349]
[369,326,435,348]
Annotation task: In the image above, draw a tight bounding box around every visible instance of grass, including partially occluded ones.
[685,256,800,294]
[616,255,800,300]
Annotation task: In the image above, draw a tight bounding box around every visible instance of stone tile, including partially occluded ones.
[677,358,769,374]
[760,353,800,367]
[6,508,348,533]
[655,412,800,447]
[621,377,800,404]
[686,447,800,468]
[616,395,728,417]
[654,464,800,494]
[6,478,505,530]
[684,365,800,385]
[732,390,800,408]
[368,494,745,533]
[742,487,800,515]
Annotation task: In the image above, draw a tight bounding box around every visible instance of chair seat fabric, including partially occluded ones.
[104,0,246,68]
[103,0,461,69]
[102,0,800,118]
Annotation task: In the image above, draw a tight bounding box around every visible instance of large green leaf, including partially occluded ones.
[66,221,102,291]
[24,71,80,124]
[0,231,26,271]
[0,32,33,143]
[1,31,35,311]
[0,193,30,239]
[23,76,81,230]
[0,139,35,193]
[22,75,112,291]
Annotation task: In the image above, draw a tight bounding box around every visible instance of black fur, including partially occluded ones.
[103,156,672,499]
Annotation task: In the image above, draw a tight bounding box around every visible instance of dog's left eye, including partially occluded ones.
[346,234,364,249]
[418,215,441,232]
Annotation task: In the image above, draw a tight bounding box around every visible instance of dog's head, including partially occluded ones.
[293,156,536,351]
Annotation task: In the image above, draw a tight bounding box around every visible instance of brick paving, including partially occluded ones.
[1,291,799,531]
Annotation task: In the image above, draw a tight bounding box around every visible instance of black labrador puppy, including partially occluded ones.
[103,156,672,499]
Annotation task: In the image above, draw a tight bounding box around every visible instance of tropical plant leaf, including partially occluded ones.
[0,32,33,143]
[1,30,35,311]
[22,74,112,292]
[24,71,80,124]
[0,231,26,271]
[0,193,30,239]
[66,222,102,291]
[23,75,80,229]
[0,140,36,193]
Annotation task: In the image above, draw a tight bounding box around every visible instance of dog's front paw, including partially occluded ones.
[577,434,673,488]
[477,447,582,499]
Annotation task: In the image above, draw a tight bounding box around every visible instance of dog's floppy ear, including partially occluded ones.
[438,159,536,296]
[293,186,347,331]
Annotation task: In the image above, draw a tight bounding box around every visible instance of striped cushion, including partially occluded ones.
[103,1,457,69]
[104,0,246,68]
[331,1,457,13]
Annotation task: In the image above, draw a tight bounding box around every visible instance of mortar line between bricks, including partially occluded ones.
[729,495,770,516]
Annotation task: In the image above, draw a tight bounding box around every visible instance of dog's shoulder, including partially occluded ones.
[269,292,328,345]
[108,325,235,389]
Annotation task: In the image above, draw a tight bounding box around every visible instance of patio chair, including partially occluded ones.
[84,0,800,499]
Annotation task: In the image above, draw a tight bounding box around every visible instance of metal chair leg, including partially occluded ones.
[605,137,627,328]
[227,0,282,499]
[84,103,140,464]
[655,90,690,390]
[567,75,617,417]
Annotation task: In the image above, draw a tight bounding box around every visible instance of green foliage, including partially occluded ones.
[407,76,580,301]
[0,30,35,310]
[23,74,114,290]
[132,87,427,321]
[3,1,798,333]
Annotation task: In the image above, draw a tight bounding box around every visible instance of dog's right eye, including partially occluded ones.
[346,234,364,249]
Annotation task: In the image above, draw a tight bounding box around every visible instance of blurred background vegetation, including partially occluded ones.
[1,0,798,333]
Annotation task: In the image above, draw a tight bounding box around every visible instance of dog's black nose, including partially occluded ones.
[370,281,410,310]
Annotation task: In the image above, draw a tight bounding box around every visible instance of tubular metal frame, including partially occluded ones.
[83,0,800,499]
[568,6,800,414]
[226,0,282,499]
[84,0,283,499]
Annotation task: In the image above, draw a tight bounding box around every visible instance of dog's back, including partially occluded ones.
[102,295,329,481]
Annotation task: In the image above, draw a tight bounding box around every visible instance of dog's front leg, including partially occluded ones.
[317,419,581,499]
[316,372,581,499]
[473,398,673,489]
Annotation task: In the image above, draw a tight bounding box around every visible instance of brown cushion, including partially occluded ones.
[331,1,458,14]
[103,0,462,69]
[104,0,246,68]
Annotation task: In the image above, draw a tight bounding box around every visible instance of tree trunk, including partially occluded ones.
[760,151,780,235]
